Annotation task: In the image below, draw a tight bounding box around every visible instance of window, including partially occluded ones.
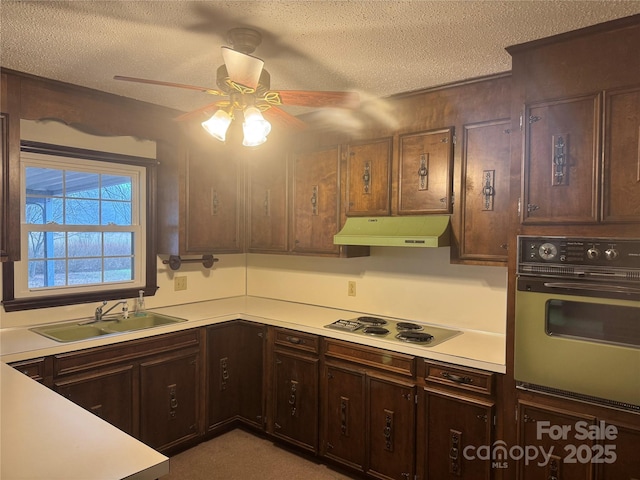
[2,142,158,311]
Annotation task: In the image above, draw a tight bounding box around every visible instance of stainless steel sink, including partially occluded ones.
[30,313,186,342]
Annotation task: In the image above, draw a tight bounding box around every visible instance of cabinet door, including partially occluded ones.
[523,94,600,224]
[398,128,454,214]
[140,349,200,451]
[207,321,265,431]
[272,349,319,452]
[517,401,595,480]
[323,363,366,471]
[424,389,494,479]
[247,151,288,252]
[368,375,416,480]
[54,365,135,436]
[0,112,7,261]
[598,421,640,479]
[346,138,392,216]
[603,85,640,223]
[459,119,511,262]
[291,146,340,255]
[185,145,243,253]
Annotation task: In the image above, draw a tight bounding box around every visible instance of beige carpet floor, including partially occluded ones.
[163,429,358,479]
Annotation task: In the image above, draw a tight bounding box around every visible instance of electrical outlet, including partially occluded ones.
[348,281,356,297]
[174,276,187,291]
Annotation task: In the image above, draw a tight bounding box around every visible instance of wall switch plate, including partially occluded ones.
[348,281,356,297]
[174,276,187,291]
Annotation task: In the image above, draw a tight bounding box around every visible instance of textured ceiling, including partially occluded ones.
[2,1,640,120]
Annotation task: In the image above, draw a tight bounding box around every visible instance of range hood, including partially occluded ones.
[333,216,450,248]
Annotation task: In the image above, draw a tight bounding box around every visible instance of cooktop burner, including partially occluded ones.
[358,316,388,326]
[362,326,390,335]
[396,322,423,331]
[323,317,461,347]
[396,331,434,343]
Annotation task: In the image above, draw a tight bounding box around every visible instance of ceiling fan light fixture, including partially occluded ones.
[242,106,271,147]
[202,109,232,142]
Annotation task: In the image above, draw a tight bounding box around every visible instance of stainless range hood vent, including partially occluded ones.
[334,216,450,248]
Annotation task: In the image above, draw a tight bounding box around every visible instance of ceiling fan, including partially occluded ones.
[114,27,360,146]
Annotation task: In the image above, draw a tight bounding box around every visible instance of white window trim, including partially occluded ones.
[15,151,147,298]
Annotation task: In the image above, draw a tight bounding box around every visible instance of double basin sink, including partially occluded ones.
[30,313,186,342]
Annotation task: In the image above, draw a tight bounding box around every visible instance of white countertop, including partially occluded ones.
[1,295,506,373]
[0,362,169,480]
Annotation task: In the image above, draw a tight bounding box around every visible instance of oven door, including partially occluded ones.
[515,277,640,408]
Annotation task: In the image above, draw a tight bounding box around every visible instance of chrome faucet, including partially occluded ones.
[94,300,129,322]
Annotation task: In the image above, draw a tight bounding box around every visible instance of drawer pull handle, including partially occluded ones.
[442,371,473,385]
[286,336,303,345]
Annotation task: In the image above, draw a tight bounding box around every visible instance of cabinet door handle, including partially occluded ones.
[362,161,371,194]
[340,396,349,436]
[289,380,298,417]
[211,188,219,216]
[441,371,473,385]
[264,189,271,217]
[310,185,319,216]
[482,169,495,211]
[418,154,428,191]
[383,409,394,452]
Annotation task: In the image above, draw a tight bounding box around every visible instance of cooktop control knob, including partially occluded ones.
[586,247,600,260]
[604,248,619,261]
[538,242,558,261]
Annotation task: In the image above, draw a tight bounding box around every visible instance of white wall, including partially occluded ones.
[247,247,507,334]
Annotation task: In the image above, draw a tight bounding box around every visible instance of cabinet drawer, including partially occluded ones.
[54,329,200,377]
[323,338,415,377]
[423,360,494,396]
[273,328,319,354]
[10,357,49,383]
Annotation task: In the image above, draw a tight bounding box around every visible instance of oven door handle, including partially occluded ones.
[543,282,640,295]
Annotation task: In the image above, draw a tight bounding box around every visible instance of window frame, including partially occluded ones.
[2,141,158,312]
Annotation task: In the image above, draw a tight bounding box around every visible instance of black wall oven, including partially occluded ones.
[515,236,640,411]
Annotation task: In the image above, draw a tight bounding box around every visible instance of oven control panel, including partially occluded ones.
[518,236,640,270]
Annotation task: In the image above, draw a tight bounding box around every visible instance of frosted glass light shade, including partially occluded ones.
[242,106,271,147]
[202,110,232,142]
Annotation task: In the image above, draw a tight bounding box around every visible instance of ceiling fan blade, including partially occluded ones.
[262,106,307,131]
[221,47,264,90]
[266,90,360,109]
[113,75,224,95]
[174,101,230,122]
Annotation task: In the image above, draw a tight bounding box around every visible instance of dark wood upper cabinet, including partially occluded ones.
[603,85,640,223]
[522,94,600,224]
[291,145,341,255]
[459,118,511,262]
[246,150,288,253]
[184,143,244,253]
[398,127,454,214]
[345,137,392,216]
[509,15,640,231]
[0,112,8,262]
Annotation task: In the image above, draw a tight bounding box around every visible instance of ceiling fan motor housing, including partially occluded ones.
[227,27,262,54]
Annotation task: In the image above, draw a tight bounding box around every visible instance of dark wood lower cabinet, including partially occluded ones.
[206,321,266,432]
[271,347,319,452]
[367,374,416,480]
[54,364,135,436]
[422,388,494,479]
[322,338,417,480]
[517,400,596,480]
[324,363,367,471]
[139,348,200,451]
